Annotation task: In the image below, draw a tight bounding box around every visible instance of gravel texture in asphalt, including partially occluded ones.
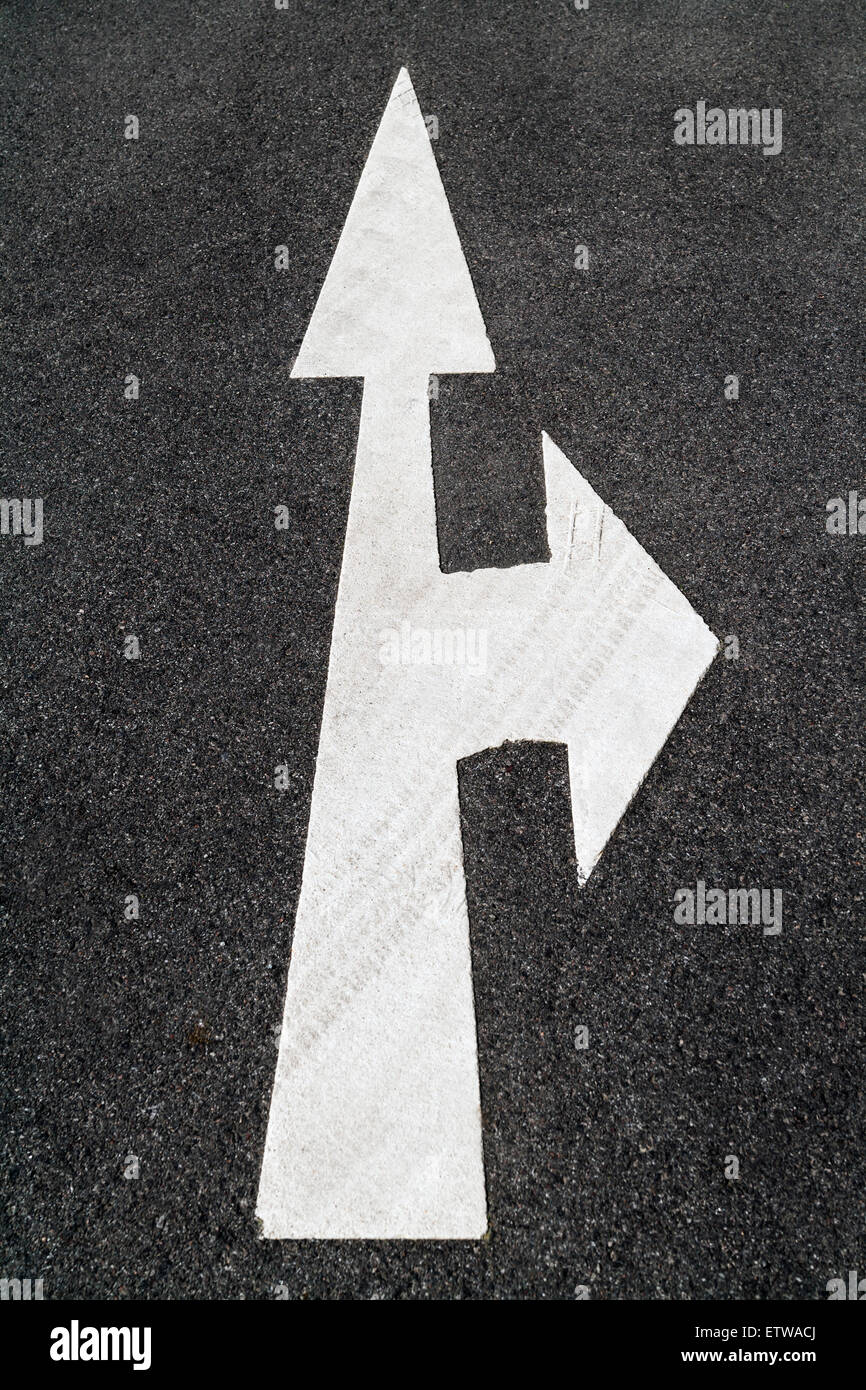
[1,0,863,1299]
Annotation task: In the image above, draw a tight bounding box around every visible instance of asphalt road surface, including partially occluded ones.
[1,0,864,1299]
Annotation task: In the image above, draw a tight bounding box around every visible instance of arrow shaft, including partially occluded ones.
[259,743,485,1238]
[339,375,439,589]
[256,374,488,1239]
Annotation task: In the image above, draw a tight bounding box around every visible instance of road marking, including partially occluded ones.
[257,69,718,1239]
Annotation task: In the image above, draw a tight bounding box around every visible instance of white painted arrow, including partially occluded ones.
[257,68,718,1239]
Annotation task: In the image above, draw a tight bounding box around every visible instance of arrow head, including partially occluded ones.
[292,68,495,381]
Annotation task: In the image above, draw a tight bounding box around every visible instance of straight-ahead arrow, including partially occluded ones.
[257,68,718,1239]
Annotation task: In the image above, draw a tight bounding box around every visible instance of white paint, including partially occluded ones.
[257,69,718,1239]
[292,68,494,381]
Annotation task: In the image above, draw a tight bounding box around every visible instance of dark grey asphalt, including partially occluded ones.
[1,0,863,1299]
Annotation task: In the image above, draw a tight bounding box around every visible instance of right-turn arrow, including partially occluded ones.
[257,67,718,1239]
